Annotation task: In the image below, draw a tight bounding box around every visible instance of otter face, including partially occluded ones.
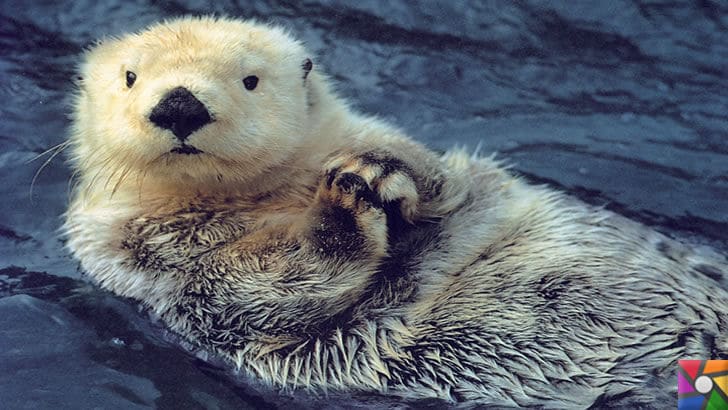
[72,17,315,190]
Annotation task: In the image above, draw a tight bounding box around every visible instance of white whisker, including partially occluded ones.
[30,140,72,201]
[26,140,71,164]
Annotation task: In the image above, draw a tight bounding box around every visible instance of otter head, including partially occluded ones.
[71,17,319,195]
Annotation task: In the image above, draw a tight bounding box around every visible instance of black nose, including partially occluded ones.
[149,87,212,141]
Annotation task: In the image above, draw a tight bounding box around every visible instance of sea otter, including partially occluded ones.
[65,16,728,408]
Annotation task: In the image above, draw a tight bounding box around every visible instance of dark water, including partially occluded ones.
[1,1,726,408]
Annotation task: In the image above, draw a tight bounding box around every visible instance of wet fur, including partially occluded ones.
[65,17,728,408]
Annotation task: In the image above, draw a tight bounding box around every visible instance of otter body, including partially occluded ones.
[65,17,727,408]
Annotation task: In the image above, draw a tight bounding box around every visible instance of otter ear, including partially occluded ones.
[302,58,313,81]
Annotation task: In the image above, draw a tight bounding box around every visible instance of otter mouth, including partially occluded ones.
[170,145,204,155]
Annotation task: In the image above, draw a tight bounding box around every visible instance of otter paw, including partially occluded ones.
[312,170,388,257]
[323,151,419,222]
[318,171,381,213]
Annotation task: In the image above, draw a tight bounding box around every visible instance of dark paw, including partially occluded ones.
[313,171,388,258]
[332,172,362,193]
[318,169,383,213]
[322,151,418,222]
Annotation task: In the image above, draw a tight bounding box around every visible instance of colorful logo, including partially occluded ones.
[678,360,728,409]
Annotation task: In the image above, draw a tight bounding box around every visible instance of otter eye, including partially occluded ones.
[242,75,258,91]
[126,71,137,88]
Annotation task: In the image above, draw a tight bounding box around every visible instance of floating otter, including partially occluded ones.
[65,16,728,408]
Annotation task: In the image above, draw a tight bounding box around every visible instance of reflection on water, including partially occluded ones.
[1,1,726,408]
